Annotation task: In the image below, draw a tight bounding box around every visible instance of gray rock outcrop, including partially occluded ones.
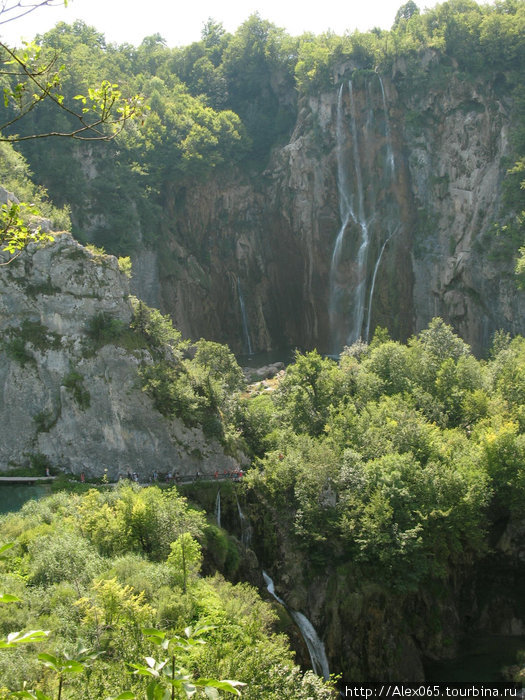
[0,234,240,478]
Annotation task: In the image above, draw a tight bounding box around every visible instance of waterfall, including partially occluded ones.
[236,495,252,547]
[330,75,400,353]
[263,571,330,681]
[215,489,221,529]
[237,279,253,355]
[329,83,357,354]
[378,75,395,175]
[348,80,370,347]
[364,227,398,343]
[262,570,285,605]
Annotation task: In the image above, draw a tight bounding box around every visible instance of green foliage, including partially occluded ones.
[273,350,344,437]
[167,534,202,593]
[130,302,245,446]
[62,369,90,409]
[0,201,54,264]
[0,485,331,698]
[117,256,132,278]
[241,318,524,592]
[85,312,135,351]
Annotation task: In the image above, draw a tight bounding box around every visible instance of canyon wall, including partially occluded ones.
[133,56,524,356]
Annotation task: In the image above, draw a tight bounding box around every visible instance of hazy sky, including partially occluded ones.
[1,0,437,47]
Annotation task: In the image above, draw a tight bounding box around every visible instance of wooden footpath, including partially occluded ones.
[0,476,57,484]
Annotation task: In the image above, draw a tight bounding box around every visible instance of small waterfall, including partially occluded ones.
[364,227,397,343]
[263,571,330,681]
[236,495,252,547]
[262,570,285,605]
[215,489,221,529]
[237,279,253,355]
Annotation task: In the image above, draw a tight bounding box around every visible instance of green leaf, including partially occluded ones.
[106,694,136,700]
[195,679,247,695]
[129,662,159,678]
[0,629,49,648]
[146,681,169,700]
[62,659,85,674]
[37,652,60,670]
[0,593,21,603]
[0,542,15,556]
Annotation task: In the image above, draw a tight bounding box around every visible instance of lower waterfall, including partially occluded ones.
[263,571,330,681]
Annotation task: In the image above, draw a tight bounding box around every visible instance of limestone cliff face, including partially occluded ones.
[137,56,524,356]
[0,234,239,477]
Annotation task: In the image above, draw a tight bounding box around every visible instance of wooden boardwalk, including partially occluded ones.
[0,476,56,483]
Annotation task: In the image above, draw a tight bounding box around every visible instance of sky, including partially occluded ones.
[0,0,437,48]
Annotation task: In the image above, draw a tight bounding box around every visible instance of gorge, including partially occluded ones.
[1,0,525,692]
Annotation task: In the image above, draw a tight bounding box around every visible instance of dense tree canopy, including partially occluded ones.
[238,321,525,591]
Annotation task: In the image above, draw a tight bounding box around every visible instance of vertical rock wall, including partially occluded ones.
[127,60,525,355]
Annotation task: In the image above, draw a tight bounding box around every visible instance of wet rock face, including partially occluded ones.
[0,234,240,478]
[133,65,523,356]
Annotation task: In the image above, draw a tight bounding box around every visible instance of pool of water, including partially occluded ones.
[425,635,525,682]
[0,484,54,514]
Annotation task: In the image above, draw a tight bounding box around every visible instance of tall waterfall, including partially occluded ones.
[263,571,330,681]
[215,489,221,529]
[378,75,395,176]
[330,75,400,353]
[348,80,370,347]
[237,279,253,355]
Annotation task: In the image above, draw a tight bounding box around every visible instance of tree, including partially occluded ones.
[393,0,420,27]
[0,1,145,142]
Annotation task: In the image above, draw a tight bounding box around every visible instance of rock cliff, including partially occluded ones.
[133,56,524,356]
[0,234,240,478]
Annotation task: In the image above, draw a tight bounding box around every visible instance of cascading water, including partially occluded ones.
[330,75,400,354]
[329,84,357,355]
[378,74,395,176]
[263,571,330,681]
[215,489,221,529]
[235,495,252,548]
[364,226,398,343]
[235,505,330,681]
[348,80,370,346]
[237,279,253,355]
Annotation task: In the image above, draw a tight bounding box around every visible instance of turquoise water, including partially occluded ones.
[425,635,525,682]
[0,484,53,514]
